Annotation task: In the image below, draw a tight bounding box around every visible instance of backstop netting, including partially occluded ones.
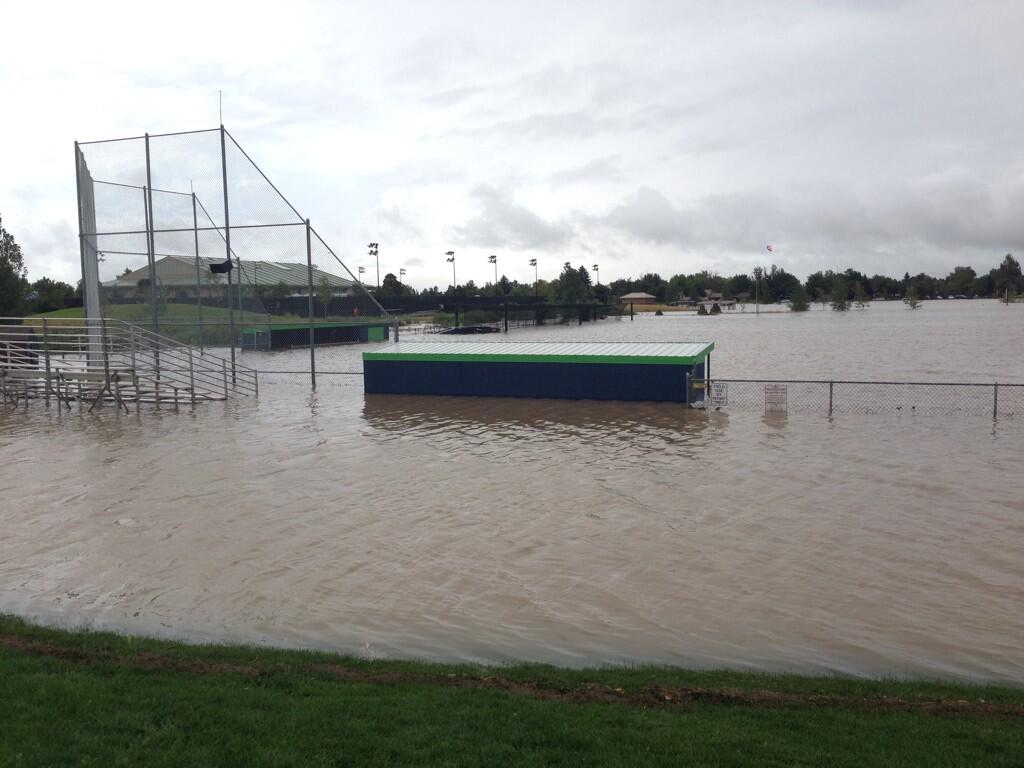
[75,127,388,351]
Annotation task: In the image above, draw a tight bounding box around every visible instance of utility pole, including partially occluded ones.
[592,264,600,286]
[446,251,456,290]
[368,242,379,289]
[529,258,538,297]
[489,254,498,296]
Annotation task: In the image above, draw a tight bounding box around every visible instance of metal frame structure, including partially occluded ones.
[75,125,391,390]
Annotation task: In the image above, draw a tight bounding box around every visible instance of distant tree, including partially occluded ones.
[498,275,512,296]
[804,270,833,304]
[991,254,1022,298]
[577,266,592,288]
[853,282,870,309]
[30,277,75,313]
[555,263,588,305]
[763,264,800,304]
[316,276,333,318]
[904,284,921,309]
[788,283,810,312]
[831,276,849,311]
[0,213,29,316]
[724,273,752,298]
[944,266,976,296]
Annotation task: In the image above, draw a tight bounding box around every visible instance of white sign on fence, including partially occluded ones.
[765,383,788,413]
[710,382,728,407]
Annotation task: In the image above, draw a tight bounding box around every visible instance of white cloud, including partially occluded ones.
[1,0,1023,289]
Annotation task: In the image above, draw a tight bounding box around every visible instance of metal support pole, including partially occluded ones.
[305,219,316,391]
[685,371,691,406]
[192,192,204,352]
[829,381,834,416]
[143,135,159,337]
[578,303,583,326]
[630,302,634,320]
[42,319,51,407]
[220,125,237,383]
[222,359,228,398]
[993,382,999,420]
[504,301,509,332]
[188,347,196,408]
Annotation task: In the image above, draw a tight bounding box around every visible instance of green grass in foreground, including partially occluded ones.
[2,615,1022,767]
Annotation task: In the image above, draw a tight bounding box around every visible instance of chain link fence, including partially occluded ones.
[694,378,1023,418]
[74,126,390,386]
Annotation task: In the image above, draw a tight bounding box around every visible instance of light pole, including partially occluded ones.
[368,242,379,289]
[592,264,600,285]
[488,254,498,296]
[445,251,456,291]
[529,258,538,297]
[399,267,406,283]
[357,266,365,283]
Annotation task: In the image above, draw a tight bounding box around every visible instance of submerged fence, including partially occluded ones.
[695,378,1024,418]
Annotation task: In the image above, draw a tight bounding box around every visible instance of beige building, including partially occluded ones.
[102,256,354,299]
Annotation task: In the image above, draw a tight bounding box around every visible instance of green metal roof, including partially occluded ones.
[363,341,713,366]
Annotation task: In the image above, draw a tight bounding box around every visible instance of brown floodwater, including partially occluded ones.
[2,300,1023,682]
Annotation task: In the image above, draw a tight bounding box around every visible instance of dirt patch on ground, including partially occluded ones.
[4,634,1022,718]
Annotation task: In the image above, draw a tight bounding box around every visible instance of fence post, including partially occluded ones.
[305,218,316,391]
[220,124,236,384]
[42,318,51,407]
[192,192,204,353]
[630,302,634,320]
[993,382,998,420]
[188,347,196,408]
[829,381,834,416]
[685,371,690,406]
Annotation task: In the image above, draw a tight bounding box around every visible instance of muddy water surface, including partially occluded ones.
[2,301,1023,682]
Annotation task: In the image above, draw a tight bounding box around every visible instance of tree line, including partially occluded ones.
[2,209,1021,316]
[371,256,1022,307]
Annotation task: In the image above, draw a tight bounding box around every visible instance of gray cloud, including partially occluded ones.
[451,185,573,250]
[547,157,624,187]
[375,206,423,241]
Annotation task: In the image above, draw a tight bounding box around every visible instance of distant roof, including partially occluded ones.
[619,292,656,300]
[365,341,714,366]
[102,255,353,289]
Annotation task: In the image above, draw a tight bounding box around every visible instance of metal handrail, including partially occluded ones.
[1,317,258,404]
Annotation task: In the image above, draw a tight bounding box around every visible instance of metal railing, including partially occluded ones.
[1,317,257,411]
[693,377,1023,418]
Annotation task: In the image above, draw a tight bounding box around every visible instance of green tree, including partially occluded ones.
[904,284,921,309]
[30,277,75,313]
[555,263,588,304]
[831,276,849,311]
[944,266,976,296]
[991,254,1022,298]
[316,276,333,319]
[788,283,810,312]
[853,282,870,309]
[0,213,29,316]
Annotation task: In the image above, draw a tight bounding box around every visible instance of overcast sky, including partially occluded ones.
[2,0,1023,289]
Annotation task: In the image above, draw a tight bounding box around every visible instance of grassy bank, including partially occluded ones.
[2,616,1022,766]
